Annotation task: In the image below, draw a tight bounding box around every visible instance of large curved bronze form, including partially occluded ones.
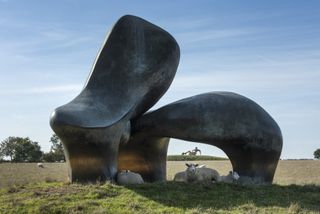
[119,92,282,184]
[50,15,282,184]
[50,15,180,182]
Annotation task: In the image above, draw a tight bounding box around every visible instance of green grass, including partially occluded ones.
[167,155,228,161]
[1,161,320,213]
[0,182,319,213]
[0,163,68,187]
[2,160,320,187]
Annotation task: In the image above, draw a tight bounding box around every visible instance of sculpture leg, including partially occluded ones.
[51,120,130,182]
[219,142,282,184]
[118,136,169,182]
[65,139,118,182]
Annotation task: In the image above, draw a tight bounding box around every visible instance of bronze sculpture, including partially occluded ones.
[50,15,282,184]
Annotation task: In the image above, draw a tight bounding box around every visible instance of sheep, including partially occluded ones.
[116,170,144,185]
[37,163,44,168]
[174,163,220,183]
[220,171,240,183]
[173,171,187,182]
[173,164,206,182]
[185,163,221,183]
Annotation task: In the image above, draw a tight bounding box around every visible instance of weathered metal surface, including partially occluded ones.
[125,92,282,184]
[50,15,180,182]
[118,136,169,182]
[50,15,282,185]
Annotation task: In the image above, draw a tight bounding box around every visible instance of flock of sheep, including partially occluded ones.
[117,163,239,185]
[37,162,239,185]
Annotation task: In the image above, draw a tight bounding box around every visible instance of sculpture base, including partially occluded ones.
[118,136,169,182]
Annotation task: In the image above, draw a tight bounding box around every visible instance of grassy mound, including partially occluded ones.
[167,155,228,161]
[1,182,319,213]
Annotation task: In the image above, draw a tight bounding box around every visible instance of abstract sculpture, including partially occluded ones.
[50,15,282,184]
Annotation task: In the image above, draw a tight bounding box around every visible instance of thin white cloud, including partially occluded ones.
[167,68,320,94]
[153,66,320,123]
[0,17,101,58]
[158,17,213,31]
[40,30,70,41]
[176,29,254,44]
[0,84,82,95]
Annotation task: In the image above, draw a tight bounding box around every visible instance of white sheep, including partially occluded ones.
[116,170,144,185]
[220,171,240,183]
[173,171,187,182]
[37,163,44,168]
[185,163,221,182]
[173,164,207,182]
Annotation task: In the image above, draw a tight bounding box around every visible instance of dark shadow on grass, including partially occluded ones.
[125,181,320,212]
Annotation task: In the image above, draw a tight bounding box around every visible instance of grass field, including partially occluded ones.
[0,160,319,213]
[1,160,319,187]
[167,160,320,186]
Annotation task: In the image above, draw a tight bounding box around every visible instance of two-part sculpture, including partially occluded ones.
[50,15,282,185]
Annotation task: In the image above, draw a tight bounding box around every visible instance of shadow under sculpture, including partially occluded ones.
[50,15,283,184]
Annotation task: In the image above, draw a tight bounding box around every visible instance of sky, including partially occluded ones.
[0,1,319,159]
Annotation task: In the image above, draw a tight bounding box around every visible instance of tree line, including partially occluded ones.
[1,134,320,162]
[0,134,65,163]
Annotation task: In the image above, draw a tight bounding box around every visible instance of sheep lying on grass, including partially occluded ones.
[173,171,187,182]
[186,163,221,182]
[220,171,240,183]
[173,164,206,182]
[116,170,144,185]
[37,163,44,168]
[174,163,220,183]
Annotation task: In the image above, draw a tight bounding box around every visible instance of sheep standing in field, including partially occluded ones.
[37,163,44,168]
[220,171,240,183]
[116,170,144,185]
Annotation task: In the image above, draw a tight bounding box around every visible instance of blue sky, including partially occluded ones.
[0,1,319,158]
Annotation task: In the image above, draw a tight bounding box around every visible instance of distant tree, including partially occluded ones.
[50,134,65,160]
[0,137,19,161]
[14,138,43,162]
[314,149,320,159]
[43,134,65,162]
[43,152,55,162]
[0,137,43,162]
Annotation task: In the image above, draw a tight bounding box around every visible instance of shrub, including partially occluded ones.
[314,149,320,159]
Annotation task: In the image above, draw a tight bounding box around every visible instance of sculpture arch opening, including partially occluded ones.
[168,139,227,158]
[166,140,233,181]
[118,137,237,183]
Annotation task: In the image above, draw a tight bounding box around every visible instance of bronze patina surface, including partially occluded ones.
[50,15,180,182]
[50,15,282,184]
